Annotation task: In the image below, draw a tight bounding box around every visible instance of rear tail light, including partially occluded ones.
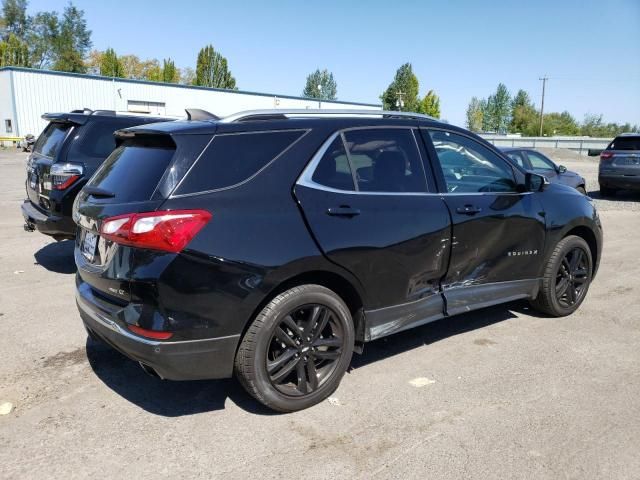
[600,151,614,162]
[100,209,211,253]
[50,162,84,190]
[127,324,173,340]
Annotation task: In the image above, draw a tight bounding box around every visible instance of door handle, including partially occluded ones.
[327,206,361,217]
[456,204,482,215]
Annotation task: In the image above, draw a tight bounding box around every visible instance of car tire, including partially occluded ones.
[235,284,355,412]
[599,185,616,197]
[576,186,587,195]
[530,235,592,317]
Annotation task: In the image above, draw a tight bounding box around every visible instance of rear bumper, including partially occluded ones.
[21,200,76,238]
[76,281,239,380]
[599,174,640,191]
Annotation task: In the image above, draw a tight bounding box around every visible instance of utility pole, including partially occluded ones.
[395,91,405,111]
[538,76,548,136]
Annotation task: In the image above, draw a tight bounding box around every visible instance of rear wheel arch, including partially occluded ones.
[240,270,366,348]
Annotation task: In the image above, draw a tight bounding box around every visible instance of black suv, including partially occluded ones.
[598,133,640,196]
[73,109,603,412]
[22,109,169,240]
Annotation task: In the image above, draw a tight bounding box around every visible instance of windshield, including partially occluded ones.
[33,123,72,158]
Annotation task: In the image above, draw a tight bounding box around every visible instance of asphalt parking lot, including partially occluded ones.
[1,148,639,479]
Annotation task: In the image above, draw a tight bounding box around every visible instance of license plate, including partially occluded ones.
[81,231,98,261]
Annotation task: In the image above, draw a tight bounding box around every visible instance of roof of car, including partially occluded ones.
[116,109,453,137]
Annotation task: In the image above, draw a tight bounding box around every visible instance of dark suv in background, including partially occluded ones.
[598,133,640,196]
[22,109,170,240]
[73,109,602,412]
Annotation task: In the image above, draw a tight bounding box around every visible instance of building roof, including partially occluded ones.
[0,66,381,108]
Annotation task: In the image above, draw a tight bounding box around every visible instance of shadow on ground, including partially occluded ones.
[34,240,76,274]
[588,189,640,201]
[86,300,539,417]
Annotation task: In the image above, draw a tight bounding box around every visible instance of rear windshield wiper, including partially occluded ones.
[83,186,115,198]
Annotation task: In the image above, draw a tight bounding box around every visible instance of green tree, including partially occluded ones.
[195,44,236,89]
[161,58,179,83]
[99,47,124,77]
[466,97,484,132]
[1,0,28,40]
[419,89,440,118]
[302,68,337,100]
[485,83,511,132]
[0,32,28,66]
[52,3,91,73]
[142,58,161,81]
[541,111,579,136]
[509,89,538,135]
[381,63,420,111]
[27,11,58,68]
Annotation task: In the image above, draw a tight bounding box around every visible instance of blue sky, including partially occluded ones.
[28,0,640,127]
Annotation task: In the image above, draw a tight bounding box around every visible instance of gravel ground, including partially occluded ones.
[0,148,638,479]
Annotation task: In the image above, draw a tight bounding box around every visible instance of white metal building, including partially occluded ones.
[0,67,381,139]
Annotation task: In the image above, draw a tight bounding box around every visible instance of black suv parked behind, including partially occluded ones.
[22,109,170,240]
[74,109,602,412]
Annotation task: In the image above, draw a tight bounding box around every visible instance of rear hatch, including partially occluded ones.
[74,133,181,302]
[26,121,75,210]
[603,136,640,175]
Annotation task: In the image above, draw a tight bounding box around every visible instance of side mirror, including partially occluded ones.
[557,164,567,174]
[525,172,549,192]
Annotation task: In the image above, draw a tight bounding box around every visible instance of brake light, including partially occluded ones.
[127,324,173,340]
[50,162,83,190]
[100,210,211,253]
[600,151,614,162]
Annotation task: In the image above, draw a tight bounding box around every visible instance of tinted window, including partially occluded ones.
[175,130,304,195]
[87,140,175,202]
[342,128,427,193]
[607,136,640,151]
[34,123,71,158]
[69,121,121,159]
[505,151,526,168]
[428,130,516,193]
[526,151,555,170]
[312,136,355,191]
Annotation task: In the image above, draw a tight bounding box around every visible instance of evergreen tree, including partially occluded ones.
[51,3,91,72]
[1,0,28,40]
[162,58,179,83]
[420,89,440,118]
[99,47,124,77]
[0,32,28,66]
[302,69,337,100]
[195,44,236,89]
[381,63,420,111]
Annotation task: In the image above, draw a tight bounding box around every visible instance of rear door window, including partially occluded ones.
[311,136,356,191]
[33,123,72,158]
[342,128,428,193]
[607,136,640,151]
[69,120,122,160]
[87,138,175,202]
[505,151,527,168]
[174,130,305,195]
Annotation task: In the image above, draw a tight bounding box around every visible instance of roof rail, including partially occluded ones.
[185,108,220,121]
[221,109,438,123]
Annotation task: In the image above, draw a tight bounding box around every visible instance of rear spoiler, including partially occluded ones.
[41,112,91,126]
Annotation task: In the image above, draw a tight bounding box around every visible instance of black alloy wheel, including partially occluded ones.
[235,284,355,412]
[267,304,344,396]
[555,247,589,308]
[530,235,593,317]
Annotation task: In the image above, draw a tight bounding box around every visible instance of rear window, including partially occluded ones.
[87,138,175,202]
[34,123,71,158]
[607,136,640,151]
[69,120,121,159]
[174,130,305,195]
